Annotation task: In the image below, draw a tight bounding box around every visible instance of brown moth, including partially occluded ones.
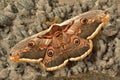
[10,10,110,71]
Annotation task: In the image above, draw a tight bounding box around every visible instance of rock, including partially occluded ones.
[116,19,120,30]
[54,68,68,77]
[0,0,7,9]
[22,66,39,80]
[98,0,108,5]
[0,12,15,26]
[107,69,117,77]
[45,4,52,13]
[0,40,10,55]
[36,10,46,24]
[77,61,86,72]
[9,70,22,80]
[105,58,115,68]
[96,39,107,59]
[71,66,79,75]
[0,68,10,79]
[15,0,34,10]
[4,3,18,13]
[96,60,107,69]
[103,47,114,61]
[114,38,120,61]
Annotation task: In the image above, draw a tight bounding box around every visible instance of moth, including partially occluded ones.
[10,10,110,71]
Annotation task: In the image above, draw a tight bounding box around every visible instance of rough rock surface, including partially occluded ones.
[0,0,120,80]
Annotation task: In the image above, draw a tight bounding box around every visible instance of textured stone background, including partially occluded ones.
[0,0,120,80]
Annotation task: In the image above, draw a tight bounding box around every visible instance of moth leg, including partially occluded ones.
[69,39,93,61]
[45,16,58,26]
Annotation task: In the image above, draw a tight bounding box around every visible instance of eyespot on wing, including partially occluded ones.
[10,35,52,62]
[65,10,110,39]
[40,36,91,71]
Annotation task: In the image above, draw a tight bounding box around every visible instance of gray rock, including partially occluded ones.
[0,0,7,9]
[0,12,15,26]
[114,38,120,61]
[103,47,114,61]
[9,70,23,80]
[98,0,108,6]
[22,66,39,80]
[4,3,18,13]
[71,65,79,75]
[45,4,52,13]
[116,19,120,30]
[96,39,107,59]
[36,10,46,24]
[0,68,10,79]
[15,0,34,10]
[47,12,54,20]
[54,68,68,77]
